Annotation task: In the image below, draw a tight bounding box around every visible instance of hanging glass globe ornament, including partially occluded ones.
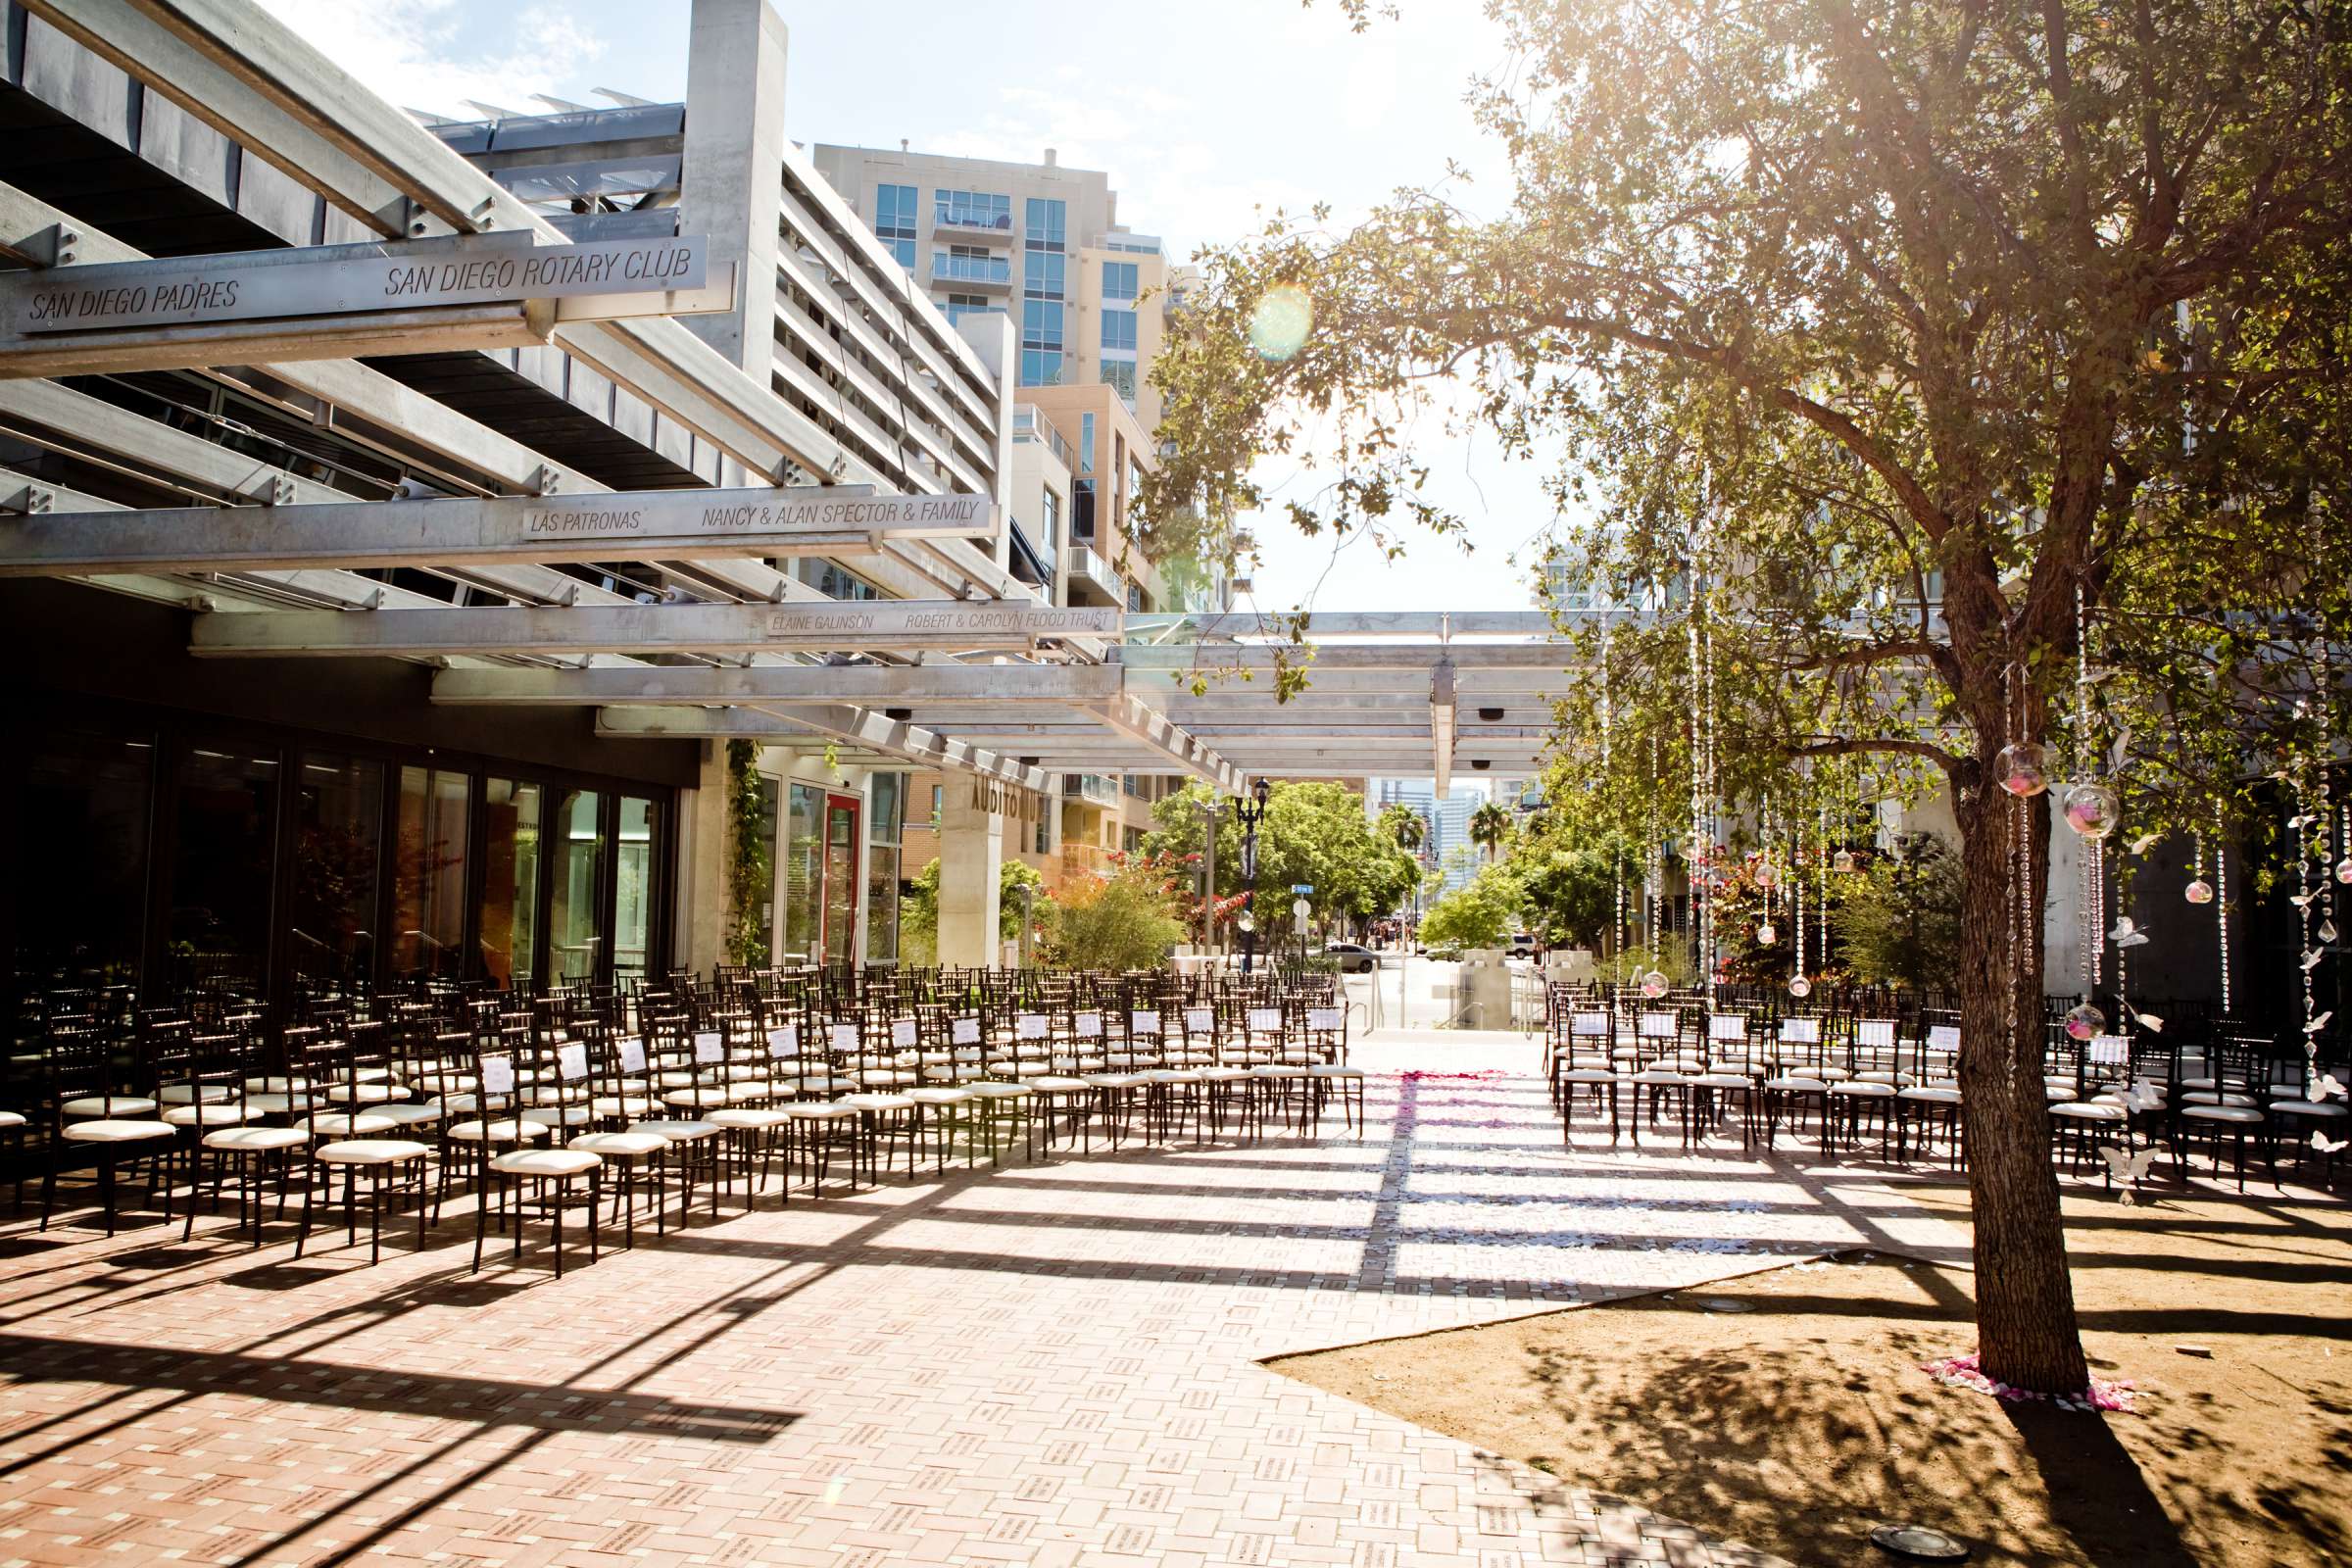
[2061,780,2120,839]
[1995,742,2051,797]
[1832,848,1856,874]
[1788,973,1812,999]
[2336,856,2352,885]
[1755,921,1778,945]
[2065,1002,2105,1041]
[1754,861,1781,891]
[1640,969,1670,999]
[2182,878,2215,906]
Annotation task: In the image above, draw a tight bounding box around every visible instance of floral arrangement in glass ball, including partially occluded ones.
[1995,741,2050,798]
[2065,1002,2105,1041]
[1832,848,1856,874]
[1755,921,1778,945]
[1788,973,1812,999]
[2061,780,2120,838]
[2338,856,2352,886]
[1753,860,1781,891]
[1640,969,1670,999]
[2182,878,2214,906]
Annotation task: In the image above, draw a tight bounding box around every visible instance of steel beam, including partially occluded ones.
[743,706,1049,794]
[189,599,1118,658]
[1084,694,1238,792]
[433,662,1123,707]
[0,487,995,578]
[1121,643,1576,672]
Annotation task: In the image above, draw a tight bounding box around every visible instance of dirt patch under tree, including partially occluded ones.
[1272,1186,2350,1567]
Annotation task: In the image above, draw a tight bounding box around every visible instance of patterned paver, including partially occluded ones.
[0,1031,1974,1567]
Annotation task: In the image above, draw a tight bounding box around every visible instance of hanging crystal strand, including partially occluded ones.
[2215,804,2232,1015]
[2003,665,2029,1062]
[1818,802,1831,984]
[1601,612,1620,978]
[2297,780,2316,1079]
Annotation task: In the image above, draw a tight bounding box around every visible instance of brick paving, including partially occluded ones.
[0,1031,1976,1567]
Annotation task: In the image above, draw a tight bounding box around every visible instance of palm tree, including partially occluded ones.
[1469,802,1513,863]
[1380,803,1426,854]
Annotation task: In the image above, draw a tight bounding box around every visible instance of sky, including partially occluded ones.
[258,0,1565,614]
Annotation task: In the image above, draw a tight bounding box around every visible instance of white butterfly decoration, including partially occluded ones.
[2132,1010,2166,1033]
[2304,949,2327,971]
[2129,832,2161,857]
[2290,891,2319,908]
[2310,1073,2346,1102]
[2126,1084,2166,1113]
[2109,918,2149,950]
[2100,1144,2158,1203]
[2289,811,2318,830]
[2305,1011,2334,1034]
[2315,1132,2348,1155]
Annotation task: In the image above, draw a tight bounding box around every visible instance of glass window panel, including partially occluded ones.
[477,779,542,990]
[822,797,859,966]
[1019,349,1064,387]
[869,773,902,847]
[1024,197,1065,247]
[288,753,381,989]
[865,843,899,962]
[1103,360,1137,406]
[548,788,605,982]
[15,729,153,986]
[1102,261,1139,300]
[614,796,660,983]
[783,783,823,962]
[1102,308,1136,351]
[392,765,468,980]
[172,744,281,996]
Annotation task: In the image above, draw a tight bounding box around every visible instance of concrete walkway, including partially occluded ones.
[0,1031,1972,1566]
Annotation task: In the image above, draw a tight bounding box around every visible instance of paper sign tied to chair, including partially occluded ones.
[618,1038,647,1073]
[481,1055,516,1095]
[1132,1010,1159,1034]
[1249,1008,1281,1032]
[893,1019,919,1050]
[1076,1012,1102,1038]
[557,1042,588,1081]
[693,1031,724,1064]
[766,1026,797,1059]
[1185,1008,1212,1033]
[1308,1007,1342,1031]
[953,1017,981,1046]
[830,1023,860,1054]
[1017,1013,1048,1040]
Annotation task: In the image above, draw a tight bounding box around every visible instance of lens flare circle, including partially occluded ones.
[1248,283,1314,361]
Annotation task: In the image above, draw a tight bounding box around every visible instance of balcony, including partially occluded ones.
[931,253,1011,290]
[1011,406,1074,469]
[1063,773,1121,806]
[1065,543,1126,607]
[944,303,1005,329]
[933,207,1014,239]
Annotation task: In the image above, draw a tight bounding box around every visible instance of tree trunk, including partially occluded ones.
[1954,784,2091,1394]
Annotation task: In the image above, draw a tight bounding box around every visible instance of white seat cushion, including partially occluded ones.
[785,1102,859,1120]
[629,1118,719,1141]
[308,1111,399,1138]
[245,1092,315,1114]
[1029,1075,1094,1092]
[447,1118,551,1143]
[1690,1072,1752,1089]
[569,1131,670,1156]
[204,1125,309,1152]
[375,1103,448,1127]
[2049,1101,2127,1120]
[966,1081,1034,1098]
[1557,1068,1617,1084]
[158,1085,233,1104]
[316,1138,430,1165]
[518,1104,597,1128]
[591,1095,656,1117]
[2182,1091,2259,1108]
[64,1118,173,1143]
[244,1076,309,1094]
[1308,1064,1366,1078]
[63,1096,158,1117]
[2272,1100,2348,1119]
[1831,1081,1897,1099]
[707,1107,794,1129]
[836,1092,915,1112]
[490,1148,601,1178]
[1765,1077,1828,1092]
[2181,1104,2265,1124]
[906,1087,976,1104]
[163,1102,255,1128]
[1899,1086,1962,1104]
[0,1109,26,1129]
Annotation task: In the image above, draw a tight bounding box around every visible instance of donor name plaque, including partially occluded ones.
[529,491,992,539]
[4,233,710,335]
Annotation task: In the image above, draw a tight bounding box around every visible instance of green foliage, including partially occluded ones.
[899,857,1046,965]
[1510,840,1633,951]
[723,740,770,966]
[1377,802,1427,853]
[1142,780,1421,925]
[1044,862,1186,971]
[1840,834,1966,993]
[1468,802,1514,862]
[1417,863,1525,953]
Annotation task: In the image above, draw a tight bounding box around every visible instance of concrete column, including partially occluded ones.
[675,740,729,972]
[938,777,1005,967]
[678,0,788,385]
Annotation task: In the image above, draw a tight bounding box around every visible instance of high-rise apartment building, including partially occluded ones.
[1370,779,1492,898]
[809,144,1180,427]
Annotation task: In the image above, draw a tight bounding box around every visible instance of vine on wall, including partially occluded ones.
[725,739,770,965]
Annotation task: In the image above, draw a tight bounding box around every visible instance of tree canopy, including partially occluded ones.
[1147,0,2352,1395]
[1143,781,1421,926]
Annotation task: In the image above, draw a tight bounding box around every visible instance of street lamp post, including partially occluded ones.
[1234,777,1271,975]
[1194,793,1223,955]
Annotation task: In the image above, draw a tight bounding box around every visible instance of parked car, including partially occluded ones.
[1506,932,1539,958]
[1317,941,1380,974]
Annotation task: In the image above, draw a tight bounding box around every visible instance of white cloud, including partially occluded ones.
[253,0,608,121]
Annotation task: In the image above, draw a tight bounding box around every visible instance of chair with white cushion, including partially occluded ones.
[294,1034,432,1264]
[468,1040,602,1276]
[38,1026,175,1238]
